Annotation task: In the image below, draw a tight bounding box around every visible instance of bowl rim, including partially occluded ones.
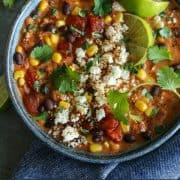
[5,0,180,164]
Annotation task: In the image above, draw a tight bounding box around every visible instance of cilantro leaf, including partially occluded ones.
[32,112,49,121]
[3,0,15,7]
[93,0,112,16]
[107,90,129,125]
[159,27,172,38]
[157,66,180,97]
[52,65,80,93]
[31,45,53,62]
[148,45,172,63]
[129,113,142,122]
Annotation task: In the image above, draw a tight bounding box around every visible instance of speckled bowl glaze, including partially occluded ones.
[5,0,180,164]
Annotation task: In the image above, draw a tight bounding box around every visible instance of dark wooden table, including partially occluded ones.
[0,1,35,179]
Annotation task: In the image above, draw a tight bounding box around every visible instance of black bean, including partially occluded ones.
[65,32,76,43]
[171,64,180,71]
[30,10,39,18]
[141,132,152,141]
[62,2,71,15]
[92,128,104,136]
[13,52,24,65]
[124,134,136,143]
[38,105,45,113]
[150,86,160,96]
[44,98,54,111]
[45,117,54,128]
[43,23,55,32]
[92,135,103,142]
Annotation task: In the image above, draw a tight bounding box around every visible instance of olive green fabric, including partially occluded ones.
[0,1,35,179]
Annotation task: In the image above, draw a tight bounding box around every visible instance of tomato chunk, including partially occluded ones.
[66,15,87,31]
[100,114,122,142]
[107,127,123,142]
[25,69,37,88]
[58,39,72,55]
[88,15,104,34]
[23,93,40,116]
[73,36,86,49]
[100,114,119,132]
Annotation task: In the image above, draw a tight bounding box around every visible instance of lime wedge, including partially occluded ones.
[119,0,169,17]
[124,13,154,65]
[0,75,9,111]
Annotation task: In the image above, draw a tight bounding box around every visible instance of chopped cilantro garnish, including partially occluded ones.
[3,0,15,7]
[159,27,172,38]
[142,88,153,100]
[92,32,103,39]
[52,65,80,93]
[93,0,112,16]
[70,26,84,36]
[82,41,90,50]
[122,63,141,74]
[32,112,49,121]
[51,6,58,16]
[148,45,172,64]
[107,90,129,125]
[157,66,180,98]
[150,108,159,118]
[31,45,54,62]
[129,113,142,123]
[79,10,88,17]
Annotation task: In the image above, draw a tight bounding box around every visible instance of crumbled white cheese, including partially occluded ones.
[62,126,79,142]
[80,74,89,83]
[115,45,129,65]
[95,92,107,106]
[101,53,113,64]
[70,114,80,122]
[54,110,69,125]
[96,109,106,121]
[102,41,114,52]
[121,69,130,80]
[90,66,101,75]
[154,16,165,29]
[76,105,89,115]
[75,48,86,59]
[75,95,87,104]
[112,1,125,12]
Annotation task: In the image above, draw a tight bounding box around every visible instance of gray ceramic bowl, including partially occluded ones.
[5,0,180,164]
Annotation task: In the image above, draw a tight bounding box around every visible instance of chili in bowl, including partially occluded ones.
[6,0,180,163]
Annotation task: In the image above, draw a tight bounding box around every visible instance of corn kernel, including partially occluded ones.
[157,36,165,43]
[145,107,153,117]
[104,141,110,149]
[16,46,23,53]
[45,36,52,46]
[86,44,98,57]
[29,58,40,66]
[136,69,147,81]
[89,143,103,153]
[18,78,25,87]
[120,122,130,133]
[135,100,148,112]
[14,70,25,80]
[114,12,124,23]
[52,52,62,64]
[85,92,92,103]
[104,15,112,25]
[56,20,66,28]
[110,141,121,151]
[59,101,70,109]
[39,0,49,12]
[144,76,155,83]
[141,96,150,103]
[51,34,59,47]
[72,6,81,15]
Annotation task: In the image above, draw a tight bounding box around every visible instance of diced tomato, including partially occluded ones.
[73,36,86,49]
[88,15,104,34]
[100,114,122,142]
[100,114,119,132]
[23,92,40,116]
[58,39,72,55]
[66,15,87,31]
[107,127,123,142]
[25,69,37,88]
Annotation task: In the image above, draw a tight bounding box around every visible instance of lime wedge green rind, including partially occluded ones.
[0,75,10,112]
[119,0,169,17]
[124,13,154,65]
